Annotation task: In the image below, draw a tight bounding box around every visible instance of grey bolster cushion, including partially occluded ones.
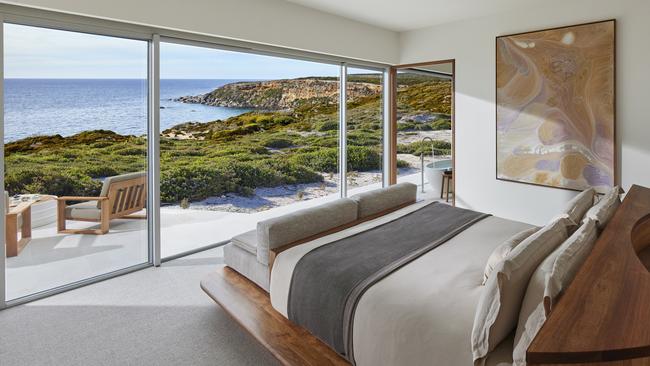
[231,229,258,255]
[256,198,359,265]
[350,182,417,219]
[224,243,270,291]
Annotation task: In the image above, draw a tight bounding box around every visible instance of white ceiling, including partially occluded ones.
[286,0,551,32]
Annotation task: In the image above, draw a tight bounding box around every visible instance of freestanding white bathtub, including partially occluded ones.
[424,159,452,194]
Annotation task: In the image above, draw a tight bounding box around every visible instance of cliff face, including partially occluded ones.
[176,78,381,110]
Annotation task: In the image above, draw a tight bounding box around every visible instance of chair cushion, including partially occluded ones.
[97,171,146,208]
[66,201,101,220]
[256,198,358,265]
[349,182,417,219]
[223,243,270,291]
[231,229,258,255]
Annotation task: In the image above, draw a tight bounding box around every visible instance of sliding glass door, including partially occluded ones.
[3,23,150,300]
[0,12,390,306]
[346,67,384,195]
[159,41,342,258]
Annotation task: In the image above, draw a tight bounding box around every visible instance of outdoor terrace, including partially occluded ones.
[5,172,448,300]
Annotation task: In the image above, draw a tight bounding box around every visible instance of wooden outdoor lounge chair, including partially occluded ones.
[57,172,147,235]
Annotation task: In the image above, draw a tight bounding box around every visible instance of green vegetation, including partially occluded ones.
[397,140,452,156]
[5,74,452,203]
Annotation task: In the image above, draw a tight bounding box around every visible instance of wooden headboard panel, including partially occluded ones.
[527,184,650,364]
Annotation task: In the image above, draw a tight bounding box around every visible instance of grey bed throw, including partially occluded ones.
[287,202,490,361]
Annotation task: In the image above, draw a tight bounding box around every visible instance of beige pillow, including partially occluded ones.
[559,188,595,225]
[544,219,599,314]
[582,186,621,230]
[483,227,540,285]
[471,217,571,363]
[511,219,598,365]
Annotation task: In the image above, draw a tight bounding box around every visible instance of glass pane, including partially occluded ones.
[159,42,340,258]
[395,68,453,197]
[3,24,149,300]
[346,67,383,195]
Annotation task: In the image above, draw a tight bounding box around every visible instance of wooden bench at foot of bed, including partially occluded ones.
[200,265,350,366]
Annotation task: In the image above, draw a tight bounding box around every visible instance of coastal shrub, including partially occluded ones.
[160,165,236,203]
[431,119,452,130]
[5,135,66,154]
[227,161,282,188]
[291,146,381,173]
[347,132,380,146]
[249,146,270,155]
[272,115,296,126]
[316,120,338,132]
[5,168,102,197]
[397,159,410,168]
[159,160,323,203]
[397,80,452,114]
[62,151,79,159]
[211,123,261,140]
[113,146,146,156]
[265,160,322,184]
[357,122,380,131]
[397,122,414,131]
[167,148,206,157]
[263,138,293,149]
[291,148,339,173]
[347,146,381,171]
[90,141,113,148]
[304,135,337,148]
[78,165,120,179]
[397,140,451,156]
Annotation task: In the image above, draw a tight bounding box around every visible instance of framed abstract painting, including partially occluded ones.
[496,20,616,193]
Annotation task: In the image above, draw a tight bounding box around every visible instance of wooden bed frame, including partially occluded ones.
[201,185,650,365]
[201,266,349,365]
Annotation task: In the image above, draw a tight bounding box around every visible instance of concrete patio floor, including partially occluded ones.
[5,172,449,301]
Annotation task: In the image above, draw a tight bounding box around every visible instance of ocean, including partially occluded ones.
[3,79,253,142]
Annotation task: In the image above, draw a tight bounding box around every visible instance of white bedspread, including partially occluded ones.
[270,201,534,365]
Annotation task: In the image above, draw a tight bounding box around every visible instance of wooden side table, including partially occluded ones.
[6,195,56,257]
[6,201,32,257]
[440,170,453,203]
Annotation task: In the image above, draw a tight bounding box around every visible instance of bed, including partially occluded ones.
[270,200,532,365]
[202,184,650,366]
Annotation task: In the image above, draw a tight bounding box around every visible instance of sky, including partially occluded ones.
[3,23,351,79]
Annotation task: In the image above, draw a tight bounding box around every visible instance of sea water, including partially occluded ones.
[3,78,252,142]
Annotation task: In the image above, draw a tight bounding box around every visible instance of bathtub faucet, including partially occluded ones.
[420,137,435,193]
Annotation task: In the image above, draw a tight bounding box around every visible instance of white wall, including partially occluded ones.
[0,0,399,64]
[400,0,650,225]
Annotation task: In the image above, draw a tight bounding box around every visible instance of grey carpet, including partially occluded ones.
[0,247,279,366]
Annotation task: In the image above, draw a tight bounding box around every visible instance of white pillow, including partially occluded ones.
[483,227,540,285]
[582,186,621,230]
[559,188,595,225]
[471,217,571,363]
[511,219,598,365]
